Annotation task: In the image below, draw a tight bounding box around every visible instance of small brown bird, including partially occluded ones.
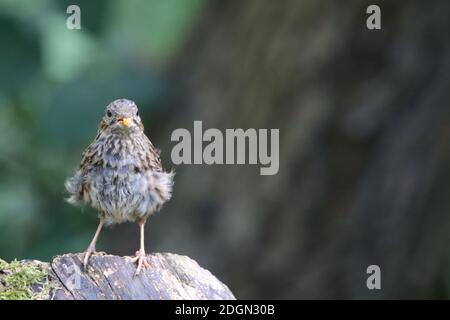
[65,99,174,275]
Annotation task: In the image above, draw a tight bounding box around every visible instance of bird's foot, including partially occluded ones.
[82,245,101,270]
[127,249,150,276]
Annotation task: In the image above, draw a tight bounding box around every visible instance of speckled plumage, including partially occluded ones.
[65,99,174,274]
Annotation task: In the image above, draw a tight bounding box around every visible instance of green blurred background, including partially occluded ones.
[0,0,449,299]
[0,0,205,259]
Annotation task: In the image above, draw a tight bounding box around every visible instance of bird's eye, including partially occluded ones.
[107,111,112,117]
[136,111,139,117]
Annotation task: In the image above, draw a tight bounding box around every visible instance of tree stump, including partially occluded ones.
[0,253,236,300]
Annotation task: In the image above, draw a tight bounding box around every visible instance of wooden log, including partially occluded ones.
[0,253,236,300]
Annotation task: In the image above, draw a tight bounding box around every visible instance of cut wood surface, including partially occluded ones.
[0,253,236,300]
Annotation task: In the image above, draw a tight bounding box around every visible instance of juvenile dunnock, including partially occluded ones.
[65,99,174,275]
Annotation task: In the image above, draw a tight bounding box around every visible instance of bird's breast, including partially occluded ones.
[80,134,171,224]
[86,167,147,223]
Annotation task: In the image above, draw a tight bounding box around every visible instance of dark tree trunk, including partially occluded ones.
[119,0,450,299]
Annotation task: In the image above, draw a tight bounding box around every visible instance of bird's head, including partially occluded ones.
[101,99,144,134]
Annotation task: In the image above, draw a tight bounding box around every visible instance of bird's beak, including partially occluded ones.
[117,117,132,127]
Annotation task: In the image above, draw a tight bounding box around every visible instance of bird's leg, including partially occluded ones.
[82,216,105,269]
[128,220,150,275]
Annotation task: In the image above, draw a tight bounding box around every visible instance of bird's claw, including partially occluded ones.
[82,246,98,269]
[127,250,150,276]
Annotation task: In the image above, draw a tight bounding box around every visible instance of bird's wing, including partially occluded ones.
[142,134,163,171]
[78,120,107,171]
[66,133,103,204]
[79,138,103,173]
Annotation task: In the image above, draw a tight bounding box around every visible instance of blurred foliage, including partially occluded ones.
[0,0,204,261]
